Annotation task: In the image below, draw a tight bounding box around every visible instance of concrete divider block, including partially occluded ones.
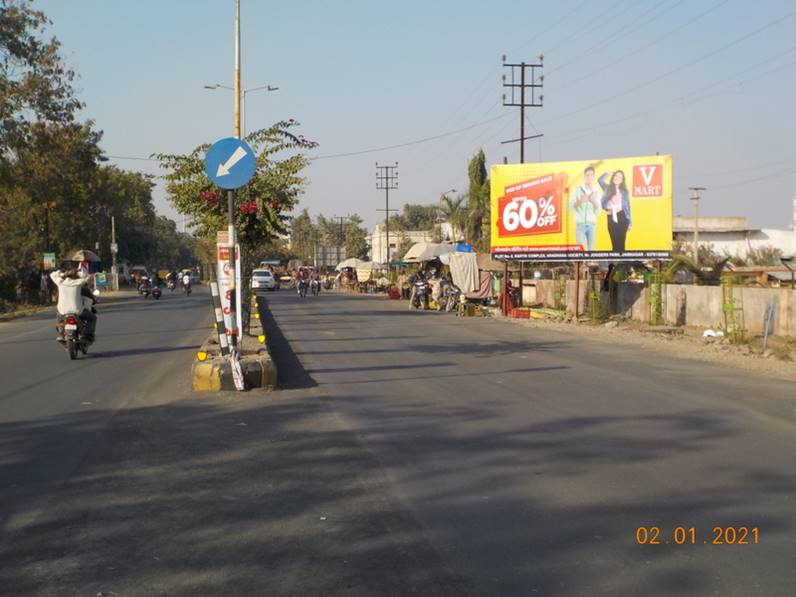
[191,352,277,392]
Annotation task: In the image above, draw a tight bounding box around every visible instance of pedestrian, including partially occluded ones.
[40,270,51,304]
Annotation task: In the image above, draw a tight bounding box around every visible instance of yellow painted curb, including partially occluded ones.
[192,361,222,391]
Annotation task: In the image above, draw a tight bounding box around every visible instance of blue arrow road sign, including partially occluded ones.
[204,137,257,190]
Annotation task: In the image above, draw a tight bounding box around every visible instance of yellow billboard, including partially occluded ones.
[490,155,672,261]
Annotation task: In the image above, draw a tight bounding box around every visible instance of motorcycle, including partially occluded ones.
[323,279,333,290]
[152,285,162,300]
[310,278,321,296]
[411,280,430,310]
[139,279,152,298]
[440,284,461,312]
[167,279,176,292]
[60,290,99,360]
[183,281,192,296]
[297,278,308,298]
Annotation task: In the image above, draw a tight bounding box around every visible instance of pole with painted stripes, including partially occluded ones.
[210,281,230,356]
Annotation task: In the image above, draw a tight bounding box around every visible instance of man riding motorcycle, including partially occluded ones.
[50,268,97,343]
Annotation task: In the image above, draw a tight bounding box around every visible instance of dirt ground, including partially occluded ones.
[503,313,796,382]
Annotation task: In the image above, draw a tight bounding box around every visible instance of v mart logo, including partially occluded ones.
[633,165,663,197]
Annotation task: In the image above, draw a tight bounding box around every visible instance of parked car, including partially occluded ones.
[251,269,277,291]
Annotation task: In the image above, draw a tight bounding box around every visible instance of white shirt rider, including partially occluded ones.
[50,270,91,314]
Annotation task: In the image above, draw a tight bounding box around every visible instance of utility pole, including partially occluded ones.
[111,215,118,291]
[333,215,351,265]
[225,0,242,383]
[501,55,544,163]
[376,162,399,269]
[689,187,706,267]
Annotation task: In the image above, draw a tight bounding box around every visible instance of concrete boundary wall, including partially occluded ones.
[524,280,796,338]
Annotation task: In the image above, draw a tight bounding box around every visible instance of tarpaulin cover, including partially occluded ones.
[449,252,479,293]
[465,271,494,300]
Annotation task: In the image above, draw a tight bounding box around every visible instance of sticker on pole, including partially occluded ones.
[204,137,257,189]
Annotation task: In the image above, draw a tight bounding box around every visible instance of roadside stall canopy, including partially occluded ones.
[69,249,101,262]
[403,242,455,263]
[335,258,367,271]
[355,261,383,281]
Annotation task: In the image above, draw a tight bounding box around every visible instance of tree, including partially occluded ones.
[0,0,82,158]
[466,149,490,251]
[440,194,467,241]
[289,208,317,262]
[343,214,368,260]
[155,120,315,266]
[393,204,437,231]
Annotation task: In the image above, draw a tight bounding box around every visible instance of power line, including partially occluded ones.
[308,112,511,161]
[541,6,796,127]
[555,0,730,92]
[545,0,681,78]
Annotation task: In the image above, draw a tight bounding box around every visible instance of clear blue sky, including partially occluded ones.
[37,0,796,231]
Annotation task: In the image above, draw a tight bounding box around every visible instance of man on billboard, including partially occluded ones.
[568,166,601,251]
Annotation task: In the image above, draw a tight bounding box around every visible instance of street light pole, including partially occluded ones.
[225,0,242,368]
[204,83,279,137]
[689,187,706,267]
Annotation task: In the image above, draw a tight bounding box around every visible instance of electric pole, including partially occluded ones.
[501,55,544,163]
[376,162,399,269]
[689,187,706,267]
[333,214,351,265]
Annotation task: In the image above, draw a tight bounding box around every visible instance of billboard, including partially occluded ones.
[490,155,672,261]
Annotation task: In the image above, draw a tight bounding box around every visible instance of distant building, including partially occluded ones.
[367,224,433,263]
[673,196,796,259]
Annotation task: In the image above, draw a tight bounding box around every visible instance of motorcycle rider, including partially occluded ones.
[182,271,191,289]
[408,268,427,309]
[50,268,97,343]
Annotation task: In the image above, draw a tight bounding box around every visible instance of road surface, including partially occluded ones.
[0,287,793,596]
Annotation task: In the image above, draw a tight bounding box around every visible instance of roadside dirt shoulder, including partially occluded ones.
[504,315,796,382]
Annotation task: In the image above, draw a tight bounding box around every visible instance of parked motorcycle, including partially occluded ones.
[440,284,461,312]
[323,279,333,290]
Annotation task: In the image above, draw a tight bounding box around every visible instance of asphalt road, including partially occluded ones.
[260,289,795,597]
[0,287,793,596]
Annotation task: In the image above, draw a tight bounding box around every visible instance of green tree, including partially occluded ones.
[343,214,368,259]
[440,194,467,241]
[289,208,317,262]
[393,204,437,231]
[0,0,83,157]
[155,121,311,249]
[466,149,490,251]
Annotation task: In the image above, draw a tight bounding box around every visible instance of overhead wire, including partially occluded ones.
[544,0,682,79]
[538,6,796,127]
[554,0,731,92]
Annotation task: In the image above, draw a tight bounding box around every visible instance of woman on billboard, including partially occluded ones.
[599,170,631,251]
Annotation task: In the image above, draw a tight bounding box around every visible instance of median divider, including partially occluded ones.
[191,293,277,391]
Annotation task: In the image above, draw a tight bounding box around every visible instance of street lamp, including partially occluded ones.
[204,83,279,136]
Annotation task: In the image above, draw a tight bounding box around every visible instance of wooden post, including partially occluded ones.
[518,261,524,307]
[502,261,509,316]
[574,262,580,318]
